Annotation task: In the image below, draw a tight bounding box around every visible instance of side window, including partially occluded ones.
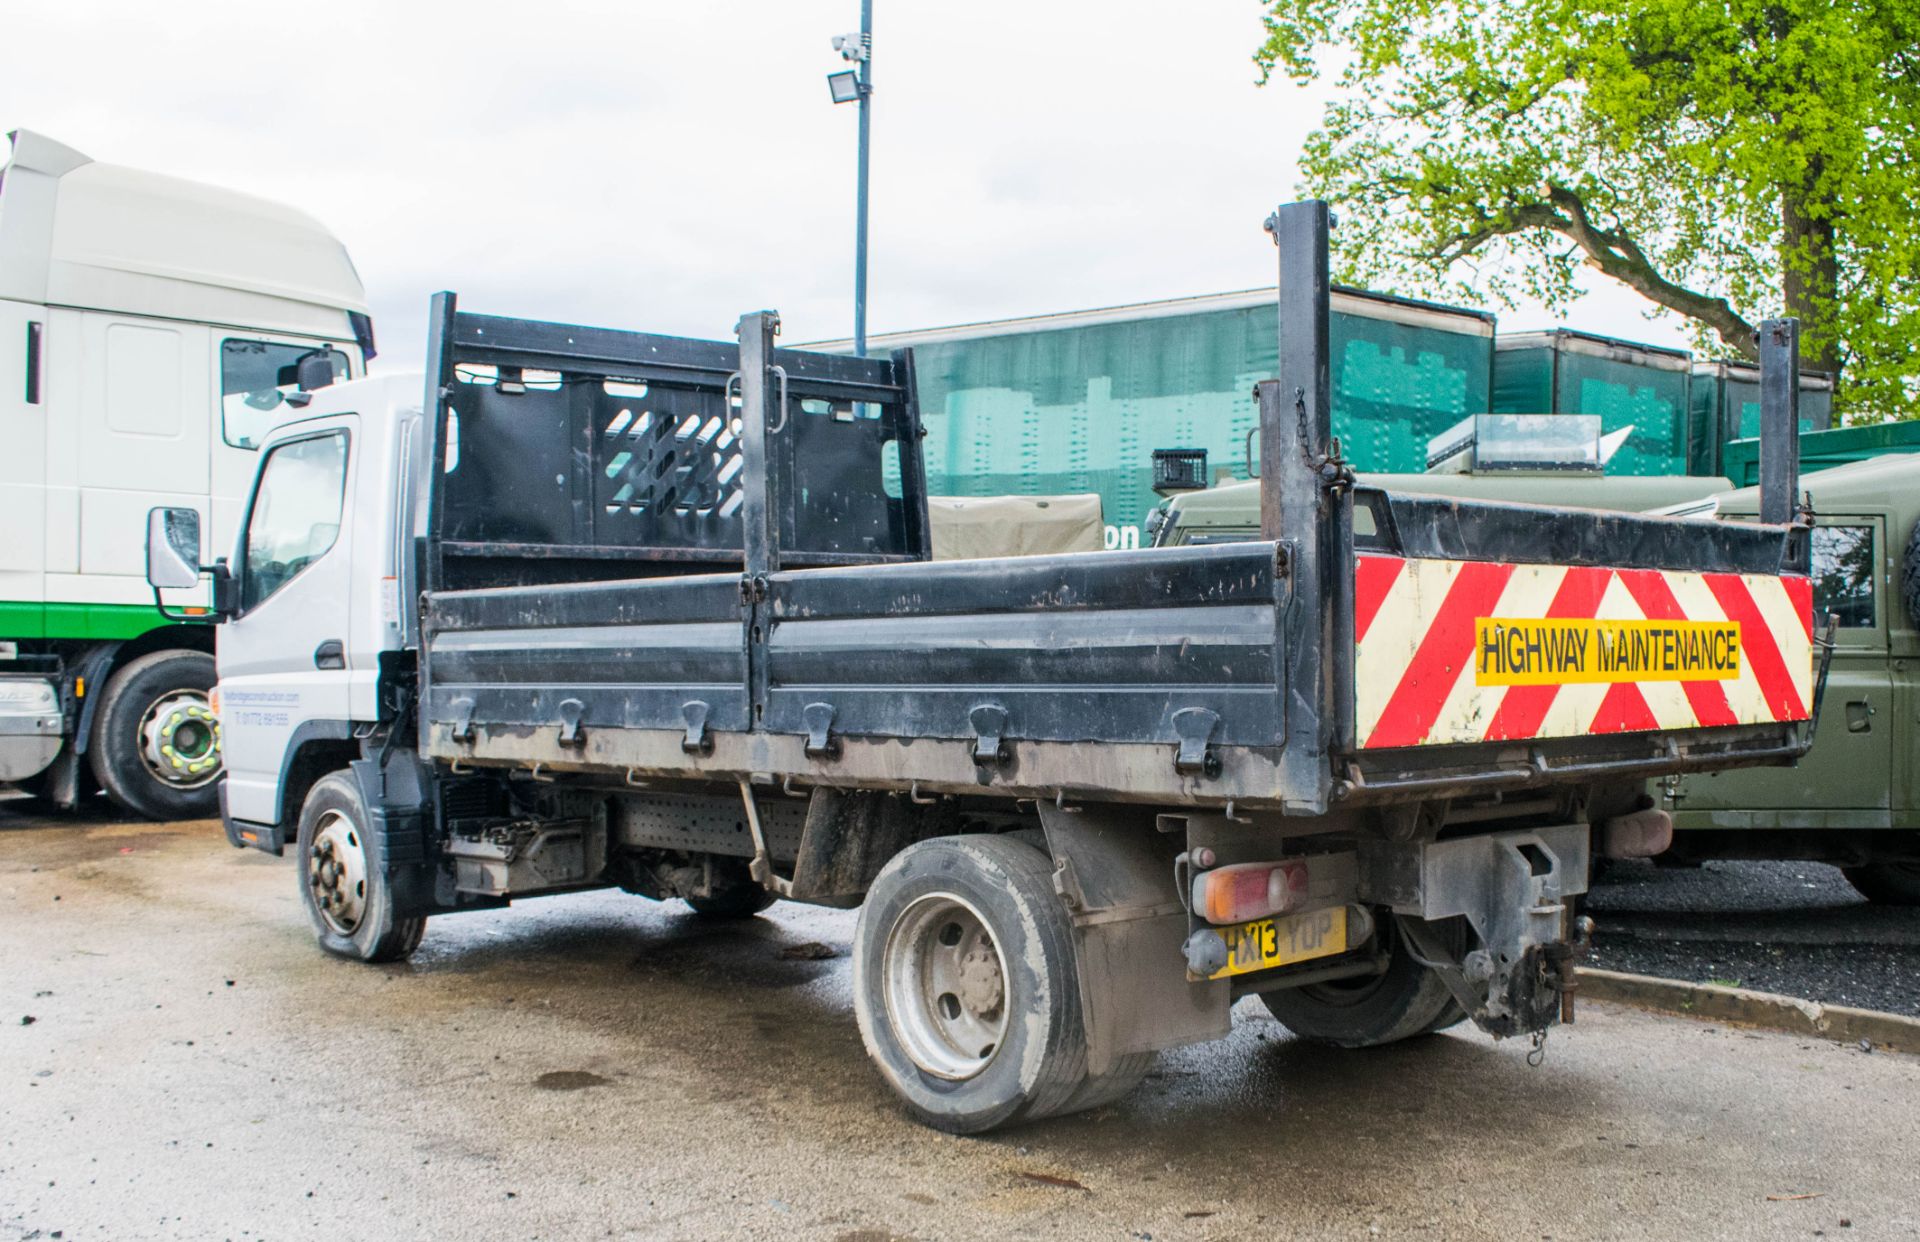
[221,339,350,449]
[1810,525,1876,628]
[243,432,349,610]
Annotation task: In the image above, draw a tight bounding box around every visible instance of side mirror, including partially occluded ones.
[296,351,338,393]
[146,507,202,590]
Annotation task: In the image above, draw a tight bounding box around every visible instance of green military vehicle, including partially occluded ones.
[1653,452,1919,903]
[1152,423,1920,904]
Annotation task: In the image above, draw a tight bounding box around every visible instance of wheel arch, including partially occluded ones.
[69,626,215,758]
[275,722,361,830]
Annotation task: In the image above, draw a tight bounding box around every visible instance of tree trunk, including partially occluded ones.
[1781,180,1841,377]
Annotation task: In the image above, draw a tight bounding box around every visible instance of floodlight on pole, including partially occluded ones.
[826,4,874,357]
[826,70,862,104]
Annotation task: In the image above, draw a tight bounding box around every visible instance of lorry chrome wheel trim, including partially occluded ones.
[308,810,369,936]
[137,690,222,789]
[882,892,1011,1081]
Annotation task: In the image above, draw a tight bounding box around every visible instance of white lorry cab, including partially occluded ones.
[168,372,426,844]
[0,129,372,818]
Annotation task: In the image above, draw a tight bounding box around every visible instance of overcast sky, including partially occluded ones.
[3,1,1690,373]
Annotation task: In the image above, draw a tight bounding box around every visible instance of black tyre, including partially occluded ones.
[295,772,426,963]
[1260,917,1466,1047]
[853,834,1149,1133]
[1842,861,1920,906]
[87,650,221,821]
[683,882,777,919]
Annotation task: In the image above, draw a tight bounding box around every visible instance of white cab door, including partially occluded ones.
[217,421,357,825]
[71,313,213,589]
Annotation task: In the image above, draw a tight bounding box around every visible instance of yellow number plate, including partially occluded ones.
[1209,906,1348,980]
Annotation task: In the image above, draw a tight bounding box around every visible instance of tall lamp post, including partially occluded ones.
[826,3,873,356]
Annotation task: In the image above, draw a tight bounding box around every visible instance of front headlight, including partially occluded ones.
[0,679,59,715]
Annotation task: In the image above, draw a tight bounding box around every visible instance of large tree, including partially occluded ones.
[1255,0,1919,416]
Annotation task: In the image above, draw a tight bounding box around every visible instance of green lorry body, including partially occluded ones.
[1491,330,1694,477]
[836,288,1495,543]
[1689,361,1835,475]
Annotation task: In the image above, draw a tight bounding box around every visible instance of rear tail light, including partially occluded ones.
[1192,860,1309,925]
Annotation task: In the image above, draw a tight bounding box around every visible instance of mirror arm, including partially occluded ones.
[151,560,231,624]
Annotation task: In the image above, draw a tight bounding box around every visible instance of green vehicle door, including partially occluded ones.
[1668,515,1897,828]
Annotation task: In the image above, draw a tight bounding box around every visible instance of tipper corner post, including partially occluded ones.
[1258,199,1356,817]
[1756,316,1804,531]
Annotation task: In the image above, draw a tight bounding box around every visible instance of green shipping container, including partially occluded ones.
[1492,330,1692,476]
[821,288,1495,545]
[1688,361,1835,476]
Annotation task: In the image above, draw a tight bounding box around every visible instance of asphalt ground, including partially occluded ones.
[1584,859,1920,1017]
[4,808,1920,1241]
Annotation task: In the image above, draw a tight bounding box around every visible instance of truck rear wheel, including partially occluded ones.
[88,650,222,821]
[683,882,776,919]
[853,834,1149,1133]
[296,772,426,963]
[1842,861,1920,906]
[1260,916,1466,1047]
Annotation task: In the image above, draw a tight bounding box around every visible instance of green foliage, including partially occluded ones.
[1255,0,1920,418]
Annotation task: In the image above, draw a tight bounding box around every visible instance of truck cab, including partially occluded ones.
[0,129,371,818]
[193,375,424,843]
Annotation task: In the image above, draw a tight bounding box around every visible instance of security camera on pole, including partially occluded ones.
[825,4,873,357]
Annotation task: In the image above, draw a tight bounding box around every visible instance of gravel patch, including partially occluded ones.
[1584,859,1920,1017]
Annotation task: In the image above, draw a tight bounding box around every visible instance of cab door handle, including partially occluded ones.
[314,639,345,670]
[1845,699,1875,733]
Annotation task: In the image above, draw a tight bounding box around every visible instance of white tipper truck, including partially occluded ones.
[0,129,372,818]
[145,203,1827,1131]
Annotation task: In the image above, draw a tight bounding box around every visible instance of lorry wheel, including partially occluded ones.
[853,834,1148,1133]
[88,650,222,821]
[296,772,426,963]
[1260,917,1465,1048]
[1841,861,1920,906]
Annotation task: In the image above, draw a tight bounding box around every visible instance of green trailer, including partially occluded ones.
[1492,329,1694,476]
[813,287,1495,546]
[1689,360,1834,475]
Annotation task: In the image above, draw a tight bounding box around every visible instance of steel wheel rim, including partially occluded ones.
[881,892,1010,1081]
[137,689,223,789]
[308,809,369,936]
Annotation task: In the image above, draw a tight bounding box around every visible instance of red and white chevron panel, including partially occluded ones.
[1353,554,1814,750]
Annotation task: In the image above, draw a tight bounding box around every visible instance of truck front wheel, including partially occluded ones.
[1260,916,1466,1047]
[88,650,222,821]
[1841,861,1920,906]
[853,834,1150,1133]
[296,772,426,963]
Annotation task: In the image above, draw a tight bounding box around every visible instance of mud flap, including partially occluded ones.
[788,788,955,907]
[1038,803,1232,1075]
[348,751,437,920]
